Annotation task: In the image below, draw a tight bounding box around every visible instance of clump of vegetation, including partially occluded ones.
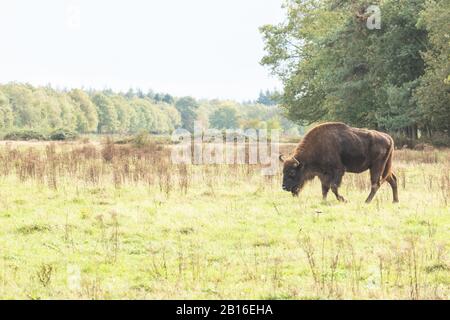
[2,128,79,141]
[16,224,52,235]
[3,130,48,141]
[131,132,153,148]
[49,128,79,141]
[115,132,171,147]
[113,136,134,145]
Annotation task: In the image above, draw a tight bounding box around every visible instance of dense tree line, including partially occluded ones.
[0,83,300,136]
[261,0,449,143]
[0,83,181,134]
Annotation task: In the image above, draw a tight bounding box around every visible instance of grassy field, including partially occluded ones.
[0,140,448,299]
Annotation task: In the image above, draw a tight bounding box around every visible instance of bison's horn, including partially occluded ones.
[279,154,285,163]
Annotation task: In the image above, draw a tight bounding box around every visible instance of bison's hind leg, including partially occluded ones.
[381,146,398,203]
[365,168,383,204]
[321,184,330,200]
[366,152,393,204]
[386,173,399,203]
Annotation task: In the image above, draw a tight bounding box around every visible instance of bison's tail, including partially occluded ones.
[381,137,395,182]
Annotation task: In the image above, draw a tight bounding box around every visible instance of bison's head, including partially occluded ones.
[279,154,305,196]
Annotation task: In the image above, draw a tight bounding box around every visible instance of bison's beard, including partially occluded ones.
[290,176,312,197]
[291,181,305,197]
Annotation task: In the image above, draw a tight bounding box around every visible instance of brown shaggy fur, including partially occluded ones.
[281,122,398,203]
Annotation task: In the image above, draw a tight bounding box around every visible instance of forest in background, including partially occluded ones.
[1,0,448,146]
[0,83,300,138]
[261,0,449,146]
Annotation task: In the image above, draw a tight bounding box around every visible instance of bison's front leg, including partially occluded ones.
[330,169,347,202]
[331,185,347,202]
[319,174,332,201]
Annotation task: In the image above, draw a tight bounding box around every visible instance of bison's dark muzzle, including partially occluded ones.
[282,184,299,196]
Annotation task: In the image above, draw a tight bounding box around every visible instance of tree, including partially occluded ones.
[154,93,162,102]
[136,88,145,99]
[69,89,99,132]
[0,90,13,129]
[125,88,135,99]
[257,89,279,106]
[209,106,239,129]
[111,95,132,134]
[260,0,432,139]
[57,92,78,131]
[162,94,174,104]
[1,84,37,128]
[160,104,181,132]
[129,103,146,133]
[175,96,199,132]
[414,0,450,134]
[92,93,119,133]
[145,89,155,100]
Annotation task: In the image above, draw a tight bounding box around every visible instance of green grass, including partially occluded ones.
[0,144,448,299]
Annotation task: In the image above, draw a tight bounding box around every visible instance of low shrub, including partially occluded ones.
[114,132,170,147]
[132,132,153,148]
[3,130,47,141]
[49,128,79,141]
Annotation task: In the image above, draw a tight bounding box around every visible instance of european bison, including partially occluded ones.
[280,122,399,203]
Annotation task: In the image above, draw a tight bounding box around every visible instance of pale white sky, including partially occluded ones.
[0,0,284,101]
